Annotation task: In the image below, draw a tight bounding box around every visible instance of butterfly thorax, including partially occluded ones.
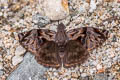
[55,23,69,46]
[55,23,69,58]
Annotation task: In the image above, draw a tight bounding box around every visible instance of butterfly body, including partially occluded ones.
[18,23,108,68]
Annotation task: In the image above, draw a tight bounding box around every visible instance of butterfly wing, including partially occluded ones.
[18,29,61,68]
[35,41,61,68]
[63,40,89,68]
[67,27,109,51]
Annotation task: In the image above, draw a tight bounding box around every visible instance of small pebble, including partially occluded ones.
[79,68,83,72]
[89,0,97,12]
[96,64,102,70]
[89,69,94,74]
[70,78,78,80]
[15,46,26,56]
[62,78,68,80]
[53,77,58,80]
[71,72,78,78]
[112,35,117,42]
[3,12,7,18]
[0,12,3,16]
[32,13,51,27]
[53,72,58,76]
[0,40,3,46]
[4,25,11,31]
[12,56,23,66]
[0,62,3,69]
[81,73,87,77]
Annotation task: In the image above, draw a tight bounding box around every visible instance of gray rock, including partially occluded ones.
[32,13,51,27]
[81,73,87,77]
[7,52,48,80]
[43,0,69,20]
[79,73,109,80]
[0,70,4,76]
[15,46,26,56]
[93,73,108,80]
[78,76,92,80]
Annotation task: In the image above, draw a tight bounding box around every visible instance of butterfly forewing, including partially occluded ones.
[67,27,109,51]
[18,29,42,55]
[18,29,61,68]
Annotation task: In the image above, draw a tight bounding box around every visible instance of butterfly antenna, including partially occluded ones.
[61,62,64,68]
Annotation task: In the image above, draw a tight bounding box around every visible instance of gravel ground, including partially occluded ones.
[0,0,120,80]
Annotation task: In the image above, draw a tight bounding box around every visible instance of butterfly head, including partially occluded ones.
[57,23,66,31]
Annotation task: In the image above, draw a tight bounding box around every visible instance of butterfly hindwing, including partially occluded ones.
[35,41,61,68]
[63,40,89,68]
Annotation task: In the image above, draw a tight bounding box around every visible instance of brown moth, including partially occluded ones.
[18,23,108,68]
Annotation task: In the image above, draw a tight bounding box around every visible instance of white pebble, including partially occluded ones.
[15,22,20,26]
[49,25,57,31]
[91,61,97,66]
[79,68,83,72]
[89,69,94,74]
[0,62,3,69]
[4,25,11,31]
[81,73,87,77]
[15,46,26,56]
[3,12,7,18]
[12,56,23,66]
[96,64,102,70]
[106,62,112,68]
[4,5,8,9]
[89,68,97,75]
[0,12,3,16]
[89,0,97,12]
[53,72,58,76]
[19,19,24,24]
[0,40,3,46]
[79,3,89,13]
[62,78,68,80]
[33,20,38,23]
